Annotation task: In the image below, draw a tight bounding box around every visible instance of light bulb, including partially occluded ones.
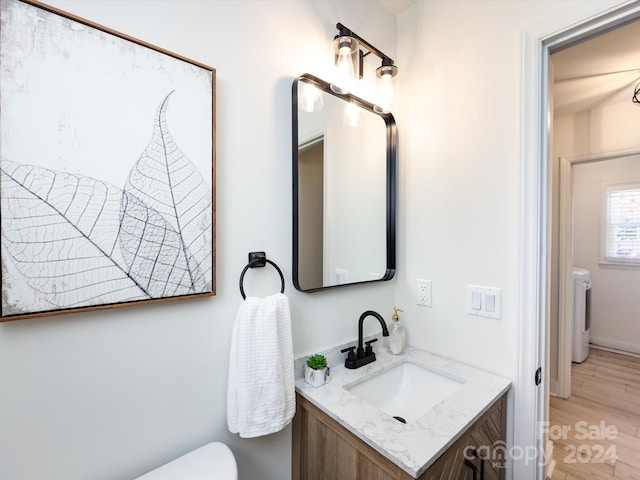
[379,73,394,110]
[374,74,394,113]
[299,82,322,113]
[337,49,354,80]
[339,45,352,56]
[343,101,359,127]
[375,61,398,113]
[332,37,358,94]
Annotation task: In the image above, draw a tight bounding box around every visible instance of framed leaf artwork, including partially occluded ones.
[0,0,216,321]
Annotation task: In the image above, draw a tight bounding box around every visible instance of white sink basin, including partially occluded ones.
[345,361,465,424]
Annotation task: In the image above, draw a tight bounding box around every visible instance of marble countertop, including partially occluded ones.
[295,344,511,478]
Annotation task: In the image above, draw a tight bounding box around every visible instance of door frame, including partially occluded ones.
[518,2,640,479]
[556,155,574,399]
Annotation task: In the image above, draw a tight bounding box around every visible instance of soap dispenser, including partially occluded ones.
[387,307,405,355]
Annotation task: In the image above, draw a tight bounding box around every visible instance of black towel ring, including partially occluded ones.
[239,252,285,300]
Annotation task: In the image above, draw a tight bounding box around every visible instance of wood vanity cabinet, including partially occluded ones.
[292,393,507,480]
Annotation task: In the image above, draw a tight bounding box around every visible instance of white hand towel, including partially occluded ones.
[227,293,295,438]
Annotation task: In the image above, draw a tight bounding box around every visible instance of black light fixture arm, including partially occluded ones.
[335,22,396,70]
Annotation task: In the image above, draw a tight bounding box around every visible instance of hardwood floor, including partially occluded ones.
[549,348,640,480]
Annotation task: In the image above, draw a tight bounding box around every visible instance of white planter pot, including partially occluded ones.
[304,365,330,388]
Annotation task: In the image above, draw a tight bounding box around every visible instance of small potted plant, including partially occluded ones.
[304,354,330,387]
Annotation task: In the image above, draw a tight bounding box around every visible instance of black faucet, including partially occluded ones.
[341,310,390,369]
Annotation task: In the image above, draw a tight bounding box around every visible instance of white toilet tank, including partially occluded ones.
[136,442,237,480]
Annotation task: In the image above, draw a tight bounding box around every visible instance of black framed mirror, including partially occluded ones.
[292,74,396,292]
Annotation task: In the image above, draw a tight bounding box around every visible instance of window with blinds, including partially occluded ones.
[604,184,640,264]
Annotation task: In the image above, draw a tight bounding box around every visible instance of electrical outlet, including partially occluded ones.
[417,279,432,307]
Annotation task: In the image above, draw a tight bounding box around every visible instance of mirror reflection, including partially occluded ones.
[292,74,396,292]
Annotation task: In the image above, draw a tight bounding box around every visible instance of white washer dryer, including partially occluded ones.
[572,268,591,363]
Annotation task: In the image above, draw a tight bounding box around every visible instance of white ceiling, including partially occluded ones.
[378,0,416,15]
[552,20,640,116]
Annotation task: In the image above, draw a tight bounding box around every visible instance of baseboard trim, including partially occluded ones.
[590,337,640,358]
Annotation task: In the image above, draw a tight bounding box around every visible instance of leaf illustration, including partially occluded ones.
[0,161,151,312]
[119,191,204,298]
[124,91,212,293]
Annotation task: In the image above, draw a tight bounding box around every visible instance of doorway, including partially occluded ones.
[544,11,640,480]
[517,3,640,479]
[549,20,640,400]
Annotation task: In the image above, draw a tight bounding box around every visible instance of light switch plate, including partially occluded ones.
[467,285,501,319]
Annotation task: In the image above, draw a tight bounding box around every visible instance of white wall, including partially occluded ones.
[396,0,518,375]
[395,0,622,374]
[0,2,396,480]
[395,2,625,476]
[573,155,640,353]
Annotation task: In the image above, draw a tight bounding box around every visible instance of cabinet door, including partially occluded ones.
[419,436,475,480]
[419,395,506,480]
[304,410,358,480]
[293,395,400,480]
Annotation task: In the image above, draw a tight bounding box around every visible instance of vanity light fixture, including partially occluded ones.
[331,22,399,112]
